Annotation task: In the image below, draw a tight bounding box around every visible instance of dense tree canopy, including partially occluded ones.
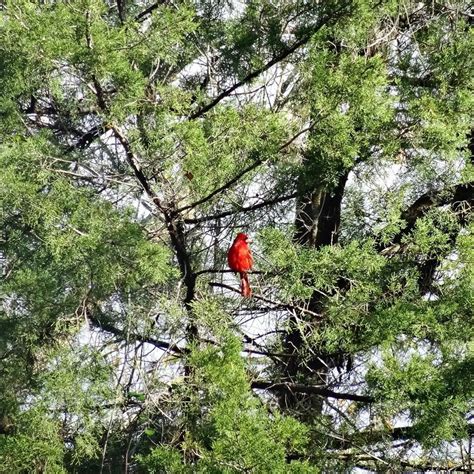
[0,0,473,472]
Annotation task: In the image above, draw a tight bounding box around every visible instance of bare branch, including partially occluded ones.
[135,0,168,22]
[174,158,264,214]
[251,380,374,403]
[67,127,105,153]
[88,314,187,356]
[209,282,322,319]
[184,192,298,224]
[110,125,168,214]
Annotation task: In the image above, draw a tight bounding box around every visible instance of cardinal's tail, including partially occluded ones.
[239,272,252,298]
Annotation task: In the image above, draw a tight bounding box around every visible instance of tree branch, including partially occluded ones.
[379,133,474,293]
[183,192,298,224]
[188,36,310,119]
[66,123,106,152]
[187,2,351,120]
[195,269,268,276]
[175,122,313,217]
[397,181,473,242]
[88,314,187,356]
[251,380,374,403]
[110,125,168,214]
[111,125,197,316]
[209,282,322,319]
[135,1,168,22]
[380,180,474,253]
[174,157,264,214]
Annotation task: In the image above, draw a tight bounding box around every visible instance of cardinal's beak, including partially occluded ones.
[246,237,253,243]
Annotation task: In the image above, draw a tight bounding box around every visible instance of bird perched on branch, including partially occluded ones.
[227,232,253,297]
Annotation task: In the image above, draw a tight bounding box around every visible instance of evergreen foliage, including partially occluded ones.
[0,0,472,472]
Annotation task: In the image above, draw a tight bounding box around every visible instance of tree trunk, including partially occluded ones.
[281,168,349,412]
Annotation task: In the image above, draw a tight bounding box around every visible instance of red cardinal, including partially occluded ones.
[227,232,253,297]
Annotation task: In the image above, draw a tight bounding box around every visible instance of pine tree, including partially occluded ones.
[0,0,472,472]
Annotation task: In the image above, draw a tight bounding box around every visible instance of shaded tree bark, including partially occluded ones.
[280,167,350,411]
